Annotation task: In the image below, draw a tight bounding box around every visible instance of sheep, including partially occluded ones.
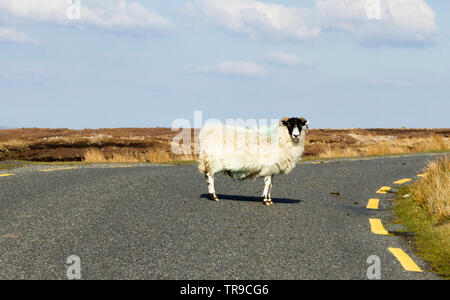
[198,117,309,205]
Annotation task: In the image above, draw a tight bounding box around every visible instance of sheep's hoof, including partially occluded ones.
[263,199,273,206]
[209,194,219,202]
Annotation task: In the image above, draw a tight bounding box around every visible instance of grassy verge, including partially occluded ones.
[82,148,197,164]
[317,135,449,159]
[11,159,198,167]
[394,156,450,279]
[0,162,25,171]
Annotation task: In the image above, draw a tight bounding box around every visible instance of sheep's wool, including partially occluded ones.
[198,122,306,180]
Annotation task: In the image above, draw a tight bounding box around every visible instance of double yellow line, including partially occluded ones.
[367,176,423,273]
[376,186,391,194]
[2,166,81,177]
[393,178,412,184]
[388,248,423,272]
[39,167,79,172]
[369,218,389,235]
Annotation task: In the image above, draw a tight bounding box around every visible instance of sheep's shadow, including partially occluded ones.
[200,194,303,204]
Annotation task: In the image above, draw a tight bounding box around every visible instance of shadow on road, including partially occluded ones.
[200,194,303,204]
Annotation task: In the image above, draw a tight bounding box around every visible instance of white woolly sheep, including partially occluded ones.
[198,117,309,205]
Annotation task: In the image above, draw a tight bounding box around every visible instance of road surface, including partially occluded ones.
[0,154,445,279]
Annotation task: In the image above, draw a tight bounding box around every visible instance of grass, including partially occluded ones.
[82,148,197,164]
[81,134,449,164]
[319,135,450,159]
[0,162,25,171]
[394,156,450,279]
[409,156,450,220]
[0,139,30,151]
[1,128,449,164]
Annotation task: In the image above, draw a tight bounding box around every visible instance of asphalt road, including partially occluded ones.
[0,154,446,280]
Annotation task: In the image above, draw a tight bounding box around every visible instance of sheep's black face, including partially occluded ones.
[281,117,309,143]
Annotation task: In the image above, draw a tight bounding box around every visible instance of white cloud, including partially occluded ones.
[316,0,438,47]
[198,61,267,77]
[0,0,173,34]
[0,26,40,44]
[265,52,313,67]
[185,0,438,47]
[184,0,320,41]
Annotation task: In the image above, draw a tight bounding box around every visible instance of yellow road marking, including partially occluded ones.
[376,186,391,194]
[105,165,134,168]
[0,174,14,177]
[388,248,423,272]
[417,173,428,178]
[40,167,78,172]
[367,199,380,210]
[394,178,412,184]
[369,218,389,235]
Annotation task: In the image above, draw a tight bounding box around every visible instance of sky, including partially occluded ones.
[0,0,449,129]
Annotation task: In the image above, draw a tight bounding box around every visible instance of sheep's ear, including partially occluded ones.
[280,117,289,126]
[300,117,309,129]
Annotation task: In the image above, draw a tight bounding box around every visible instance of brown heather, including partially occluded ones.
[0,127,448,163]
[319,135,449,159]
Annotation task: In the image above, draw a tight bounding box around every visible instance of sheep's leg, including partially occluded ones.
[205,173,219,202]
[262,175,273,205]
[268,176,273,201]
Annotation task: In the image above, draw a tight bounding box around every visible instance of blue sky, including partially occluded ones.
[0,0,449,129]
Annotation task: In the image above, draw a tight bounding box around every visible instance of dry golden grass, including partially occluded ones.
[0,139,30,150]
[409,156,450,221]
[319,145,360,158]
[1,127,448,163]
[111,152,141,163]
[319,135,450,159]
[395,156,450,278]
[413,135,449,153]
[83,148,196,164]
[83,148,109,163]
